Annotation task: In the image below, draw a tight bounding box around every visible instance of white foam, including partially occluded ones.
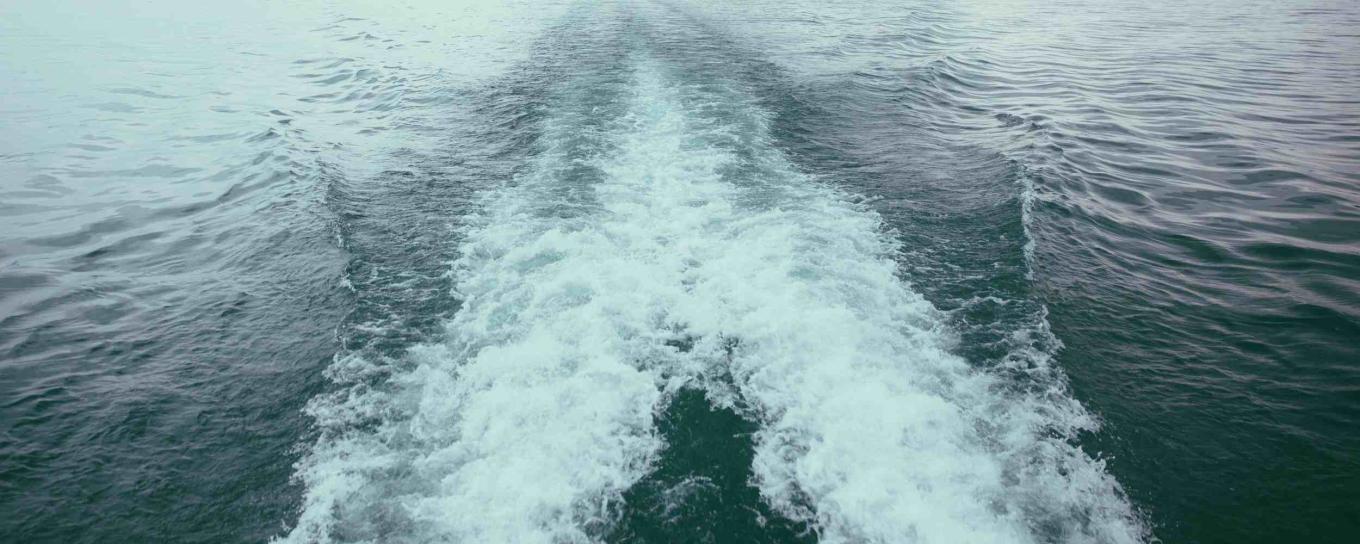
[283,56,1145,543]
[1019,165,1041,280]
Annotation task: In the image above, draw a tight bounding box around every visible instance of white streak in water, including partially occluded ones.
[282,56,1145,544]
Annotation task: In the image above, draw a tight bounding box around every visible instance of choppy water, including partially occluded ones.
[2,1,1357,543]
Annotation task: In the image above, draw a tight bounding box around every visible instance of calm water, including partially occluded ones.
[2,1,1357,542]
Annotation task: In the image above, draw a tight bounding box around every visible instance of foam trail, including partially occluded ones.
[282,52,1145,542]
[615,71,1145,543]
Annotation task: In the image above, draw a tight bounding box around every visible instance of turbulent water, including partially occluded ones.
[2,1,1357,543]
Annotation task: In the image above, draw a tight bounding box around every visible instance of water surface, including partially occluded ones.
[2,1,1357,542]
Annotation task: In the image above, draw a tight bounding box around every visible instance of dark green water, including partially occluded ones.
[2,1,1357,542]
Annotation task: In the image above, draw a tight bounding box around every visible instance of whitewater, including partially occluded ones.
[277,46,1146,543]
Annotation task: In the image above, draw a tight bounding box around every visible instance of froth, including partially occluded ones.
[282,56,1145,543]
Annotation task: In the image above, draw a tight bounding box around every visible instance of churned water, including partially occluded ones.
[1,1,1356,543]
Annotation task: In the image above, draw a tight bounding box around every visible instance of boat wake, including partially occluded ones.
[281,50,1146,544]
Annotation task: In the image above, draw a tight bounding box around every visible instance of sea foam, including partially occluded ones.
[282,57,1145,543]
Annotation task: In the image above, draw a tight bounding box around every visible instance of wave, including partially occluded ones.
[281,46,1145,543]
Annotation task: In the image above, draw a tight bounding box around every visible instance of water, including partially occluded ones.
[1,1,1356,542]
